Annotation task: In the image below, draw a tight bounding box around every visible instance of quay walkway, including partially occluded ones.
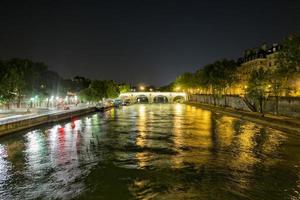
[0,106,99,137]
[187,102,300,135]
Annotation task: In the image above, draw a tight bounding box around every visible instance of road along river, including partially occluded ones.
[0,104,300,199]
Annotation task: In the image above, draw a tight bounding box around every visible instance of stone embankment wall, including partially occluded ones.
[189,94,300,118]
[0,107,96,137]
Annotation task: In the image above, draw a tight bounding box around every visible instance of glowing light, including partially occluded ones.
[140,86,145,91]
[136,105,146,148]
[175,103,183,114]
[175,87,181,91]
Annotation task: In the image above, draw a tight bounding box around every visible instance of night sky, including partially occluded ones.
[1,1,300,86]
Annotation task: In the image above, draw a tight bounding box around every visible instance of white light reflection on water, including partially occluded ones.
[0,144,11,198]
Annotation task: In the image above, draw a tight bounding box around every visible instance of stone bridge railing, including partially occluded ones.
[119,92,187,103]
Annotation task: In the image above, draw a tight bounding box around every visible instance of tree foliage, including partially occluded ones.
[276,33,300,95]
[119,83,131,93]
[173,59,238,95]
[174,72,199,91]
[277,33,300,76]
[79,80,120,103]
[246,68,271,113]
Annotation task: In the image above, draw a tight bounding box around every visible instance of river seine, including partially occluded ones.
[0,104,299,199]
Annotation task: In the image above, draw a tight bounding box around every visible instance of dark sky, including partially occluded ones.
[1,0,300,86]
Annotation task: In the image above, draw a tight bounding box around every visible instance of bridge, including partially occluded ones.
[119,92,187,103]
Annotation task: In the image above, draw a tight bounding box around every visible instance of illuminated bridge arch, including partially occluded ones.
[153,95,169,103]
[135,94,149,103]
[119,92,187,104]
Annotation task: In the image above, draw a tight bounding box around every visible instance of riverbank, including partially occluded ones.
[186,102,300,134]
[0,107,99,137]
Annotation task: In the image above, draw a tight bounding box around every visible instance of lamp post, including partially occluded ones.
[30,98,34,108]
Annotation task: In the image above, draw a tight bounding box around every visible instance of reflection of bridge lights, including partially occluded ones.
[137,105,147,147]
[175,103,183,114]
[119,92,187,103]
[139,105,146,117]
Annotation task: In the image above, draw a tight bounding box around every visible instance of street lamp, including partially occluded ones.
[175,86,181,91]
[140,86,145,91]
[243,85,248,96]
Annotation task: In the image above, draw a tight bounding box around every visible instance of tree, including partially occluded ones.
[199,59,238,106]
[79,88,97,103]
[276,33,300,96]
[105,80,120,98]
[246,68,271,114]
[89,80,106,101]
[79,80,120,103]
[174,72,199,92]
[119,83,130,93]
[158,83,174,92]
[0,61,15,108]
[5,59,32,107]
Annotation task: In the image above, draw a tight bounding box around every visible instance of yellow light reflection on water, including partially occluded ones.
[216,116,235,147]
[171,105,213,168]
[136,105,147,148]
[136,105,148,168]
[175,103,183,115]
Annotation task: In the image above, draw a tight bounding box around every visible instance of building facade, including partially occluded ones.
[234,43,300,96]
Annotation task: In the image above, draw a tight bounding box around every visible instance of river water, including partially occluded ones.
[0,104,300,199]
